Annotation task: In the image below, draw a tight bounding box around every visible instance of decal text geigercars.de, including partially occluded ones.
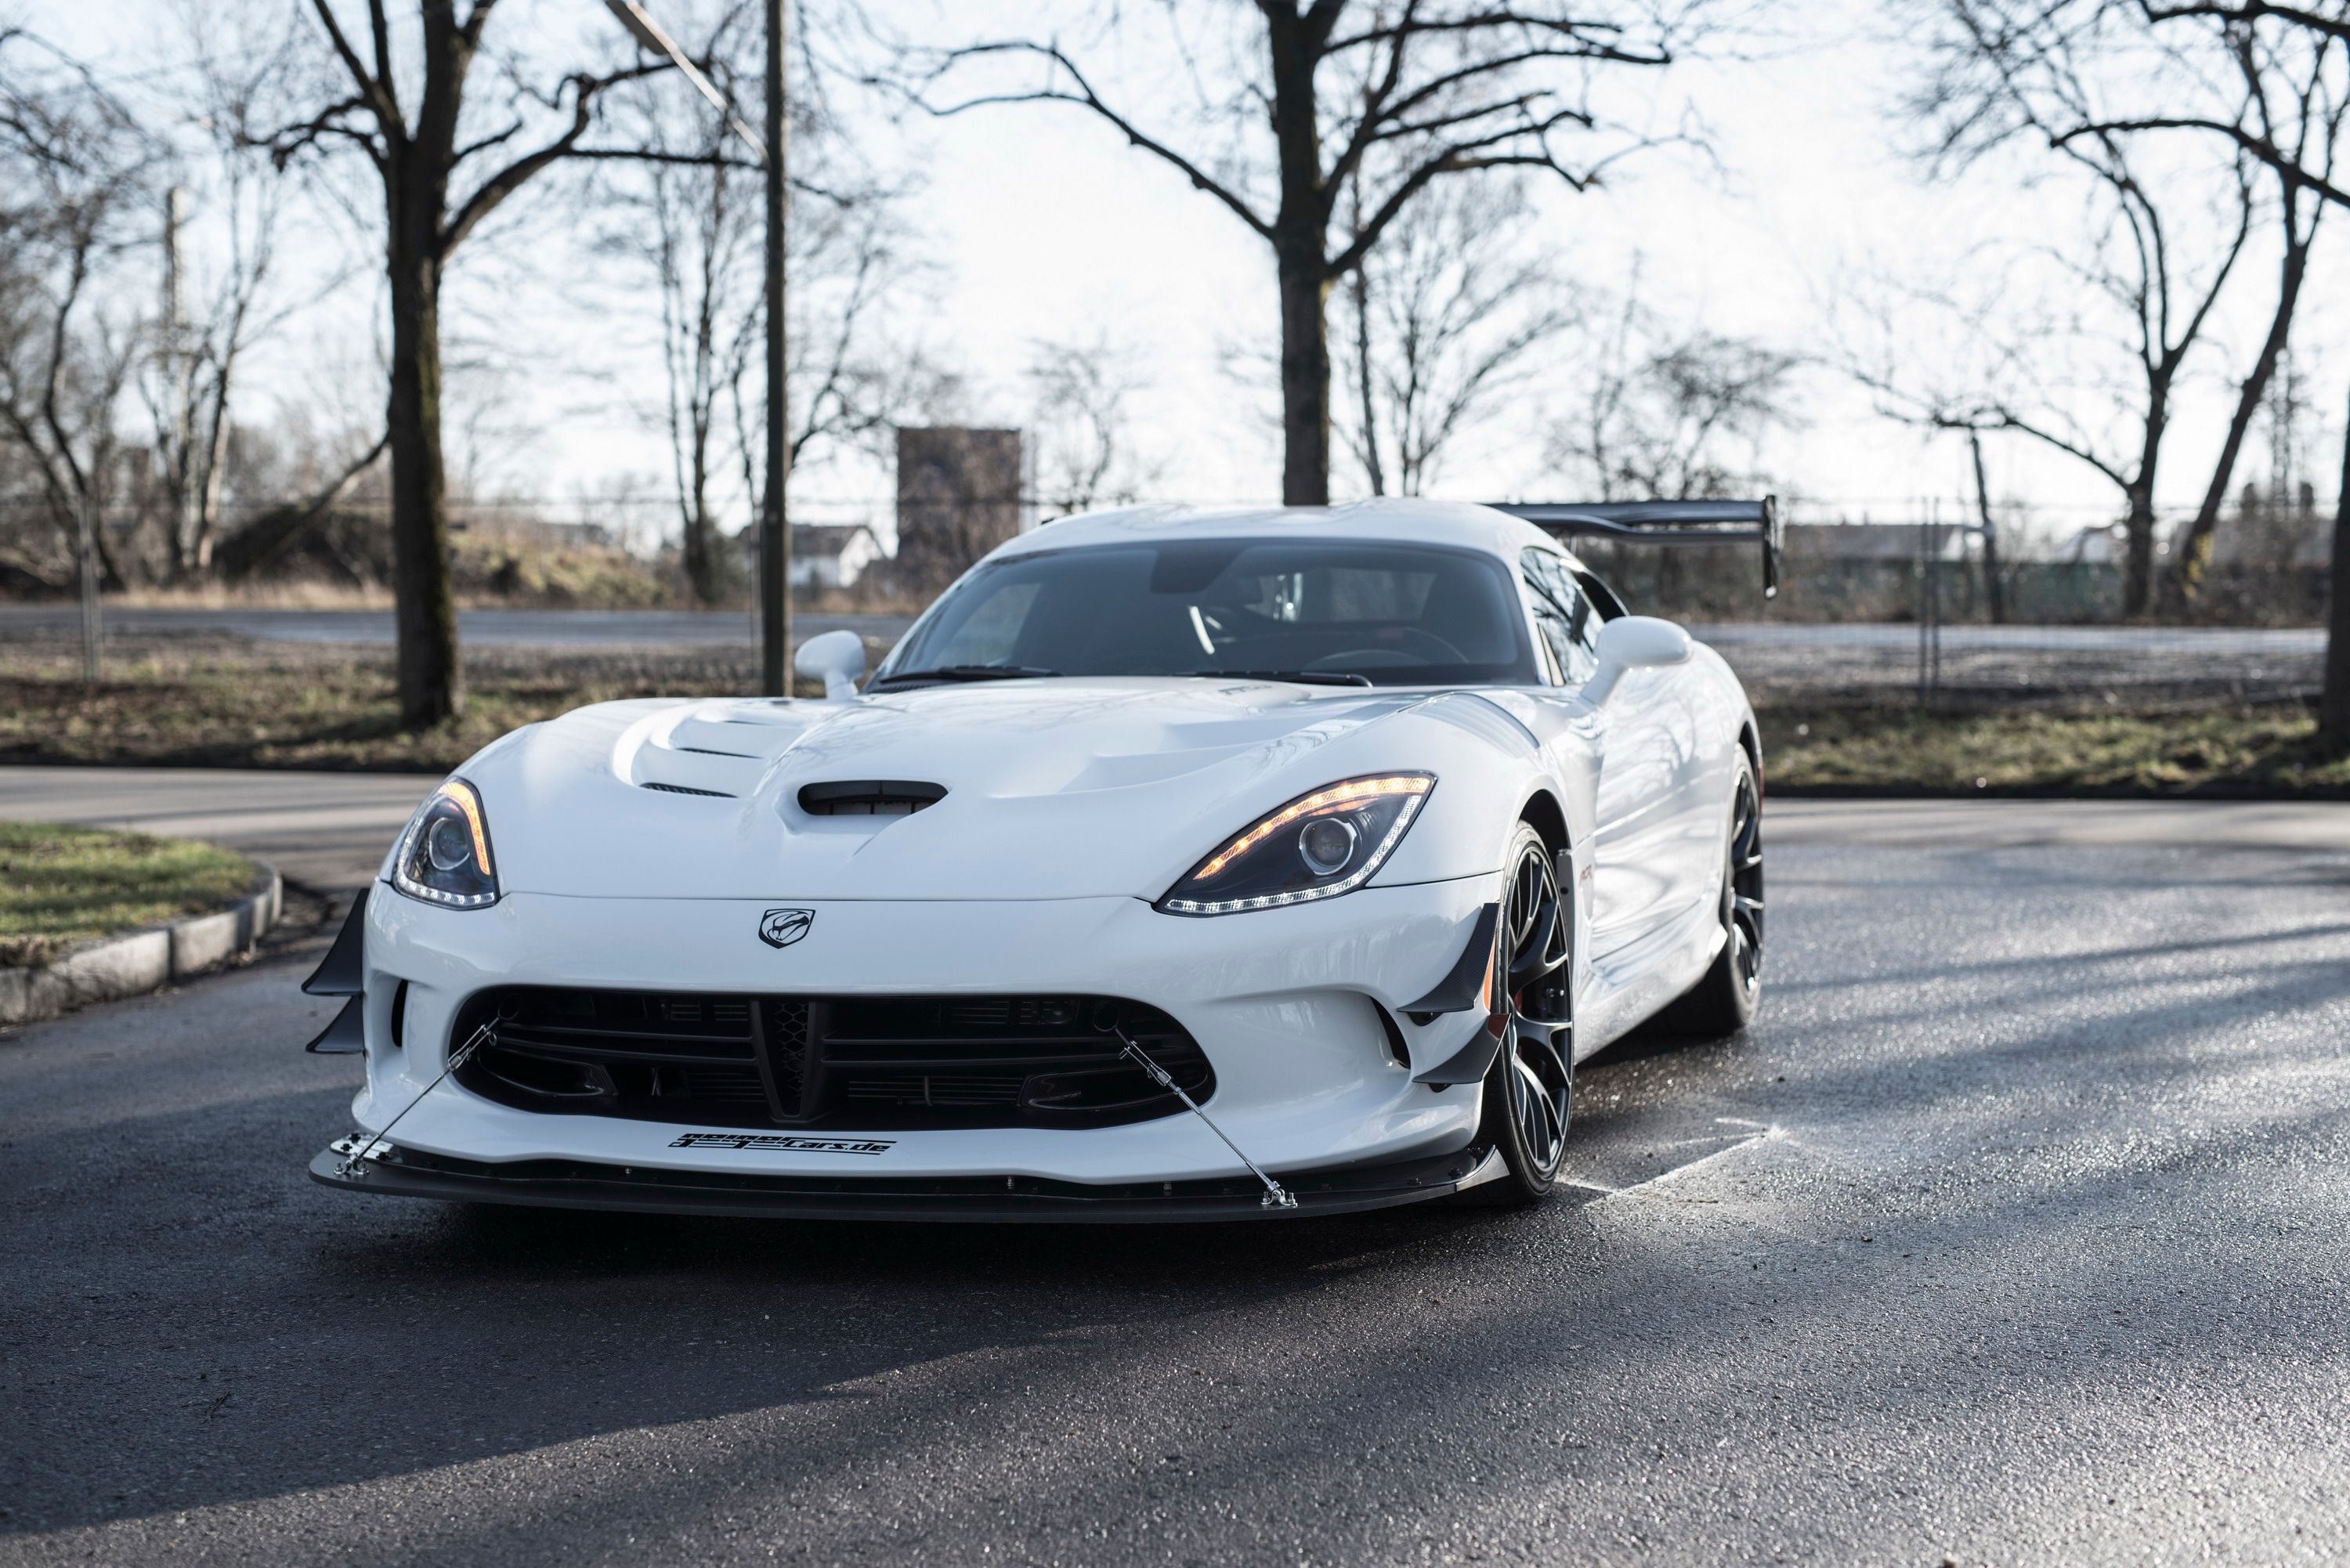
[667,1133,895,1155]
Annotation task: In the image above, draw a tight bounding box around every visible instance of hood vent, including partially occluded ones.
[643,781,736,798]
[798,780,946,817]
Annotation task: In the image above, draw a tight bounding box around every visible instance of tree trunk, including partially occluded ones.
[2122,489,2157,619]
[1276,246,1332,507]
[2320,379,2350,747]
[1266,9,1330,508]
[386,238,462,728]
[683,431,719,605]
[1969,429,2006,624]
[2122,396,2164,618]
[2167,211,2318,612]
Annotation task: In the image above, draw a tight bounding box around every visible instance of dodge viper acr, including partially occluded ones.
[305,497,1769,1220]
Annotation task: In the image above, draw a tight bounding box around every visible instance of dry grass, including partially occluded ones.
[1763,703,2350,797]
[0,631,848,772]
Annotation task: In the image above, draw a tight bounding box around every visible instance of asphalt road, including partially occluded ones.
[0,601,2322,656]
[3,802,2348,1565]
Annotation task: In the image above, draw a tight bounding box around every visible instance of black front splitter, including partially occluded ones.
[309,1140,1504,1223]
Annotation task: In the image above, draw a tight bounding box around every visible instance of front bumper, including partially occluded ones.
[309,1137,1506,1223]
[339,880,1500,1189]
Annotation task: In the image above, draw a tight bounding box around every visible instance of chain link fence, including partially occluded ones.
[1572,525,2333,710]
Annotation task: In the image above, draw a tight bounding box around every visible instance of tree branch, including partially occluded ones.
[2141,1,2350,43]
[439,61,671,254]
[309,0,400,131]
[1333,107,1596,273]
[899,41,1274,239]
[2054,115,2350,204]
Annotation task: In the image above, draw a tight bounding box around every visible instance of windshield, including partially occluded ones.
[877,538,1538,688]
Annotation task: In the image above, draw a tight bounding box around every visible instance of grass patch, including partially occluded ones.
[0,822,255,968]
[0,637,820,772]
[1764,703,2350,797]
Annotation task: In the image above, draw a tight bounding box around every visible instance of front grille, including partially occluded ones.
[454,988,1210,1130]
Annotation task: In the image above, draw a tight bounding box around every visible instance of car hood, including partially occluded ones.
[461,677,1499,901]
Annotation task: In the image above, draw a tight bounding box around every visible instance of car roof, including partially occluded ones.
[988,498,1574,567]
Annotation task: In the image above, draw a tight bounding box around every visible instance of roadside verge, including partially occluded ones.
[0,859,282,1028]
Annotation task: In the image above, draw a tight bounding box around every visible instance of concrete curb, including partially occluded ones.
[0,860,282,1029]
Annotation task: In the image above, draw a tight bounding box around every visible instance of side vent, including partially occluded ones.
[643,782,736,798]
[798,781,946,817]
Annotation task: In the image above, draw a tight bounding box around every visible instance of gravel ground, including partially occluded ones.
[2,825,2348,1566]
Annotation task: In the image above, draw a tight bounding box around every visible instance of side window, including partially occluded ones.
[1519,558,1568,684]
[1521,550,1600,685]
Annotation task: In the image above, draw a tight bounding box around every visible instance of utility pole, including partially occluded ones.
[78,490,102,684]
[163,185,197,575]
[601,0,787,692]
[760,0,790,695]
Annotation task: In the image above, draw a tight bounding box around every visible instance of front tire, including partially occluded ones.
[1655,750,1764,1038]
[1471,824,1576,1205]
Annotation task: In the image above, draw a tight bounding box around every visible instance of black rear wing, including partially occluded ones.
[1488,497,1781,599]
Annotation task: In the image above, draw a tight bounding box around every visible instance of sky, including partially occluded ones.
[28,0,2350,555]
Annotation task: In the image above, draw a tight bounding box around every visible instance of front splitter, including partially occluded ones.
[309,1139,1505,1223]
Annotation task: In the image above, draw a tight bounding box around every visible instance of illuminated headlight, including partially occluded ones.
[390,778,500,909]
[1157,773,1434,916]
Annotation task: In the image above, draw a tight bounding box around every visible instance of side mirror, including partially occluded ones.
[1584,616,1690,706]
[794,628,866,701]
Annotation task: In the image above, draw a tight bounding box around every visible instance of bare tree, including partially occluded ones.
[596,16,929,605]
[2157,20,2341,605]
[1551,300,1798,503]
[1025,332,1160,518]
[1896,0,2265,616]
[0,28,155,592]
[248,2,685,727]
[136,31,331,580]
[2012,0,2350,733]
[895,2,1689,506]
[1338,172,1572,496]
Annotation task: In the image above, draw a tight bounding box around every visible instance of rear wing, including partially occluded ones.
[1488,497,1781,599]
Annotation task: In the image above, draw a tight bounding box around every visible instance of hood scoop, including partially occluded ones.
[797,780,947,817]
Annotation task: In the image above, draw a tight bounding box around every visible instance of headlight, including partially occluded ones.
[1157,773,1434,916]
[391,778,500,909]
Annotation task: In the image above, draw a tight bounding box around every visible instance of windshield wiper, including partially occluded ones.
[870,664,1061,688]
[1180,669,1375,688]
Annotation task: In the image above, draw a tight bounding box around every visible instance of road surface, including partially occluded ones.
[0,602,2323,654]
[2,794,2347,1565]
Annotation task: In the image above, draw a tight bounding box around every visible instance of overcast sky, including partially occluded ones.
[33,0,2350,552]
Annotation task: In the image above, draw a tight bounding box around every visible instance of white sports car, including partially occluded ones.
[306,497,1773,1219]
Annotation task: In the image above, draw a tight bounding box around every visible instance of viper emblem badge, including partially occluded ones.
[758,908,814,948]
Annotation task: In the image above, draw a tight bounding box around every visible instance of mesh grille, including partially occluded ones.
[453,988,1209,1131]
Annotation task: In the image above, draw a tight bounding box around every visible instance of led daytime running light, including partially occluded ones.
[1191,775,1431,883]
[440,781,494,880]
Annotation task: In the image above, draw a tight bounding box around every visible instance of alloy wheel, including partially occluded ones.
[1726,766,1765,1000]
[1498,837,1574,1180]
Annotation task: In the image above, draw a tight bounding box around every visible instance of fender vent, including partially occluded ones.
[642,782,736,798]
[797,780,945,816]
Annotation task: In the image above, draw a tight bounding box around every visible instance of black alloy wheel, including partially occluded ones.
[1476,823,1575,1203]
[1656,750,1766,1038]
[1725,760,1765,1003]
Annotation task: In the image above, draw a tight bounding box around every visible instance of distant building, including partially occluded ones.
[788,523,887,591]
[1781,521,1973,563]
[894,427,1028,590]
